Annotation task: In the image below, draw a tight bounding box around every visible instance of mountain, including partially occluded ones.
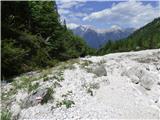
[72,25,135,48]
[98,17,160,55]
[2,49,160,119]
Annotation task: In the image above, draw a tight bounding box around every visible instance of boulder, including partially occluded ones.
[140,73,156,90]
[22,88,53,108]
[91,65,107,77]
[130,75,139,84]
[124,66,158,90]
[122,66,143,84]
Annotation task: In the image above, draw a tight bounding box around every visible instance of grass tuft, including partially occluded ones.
[1,109,12,120]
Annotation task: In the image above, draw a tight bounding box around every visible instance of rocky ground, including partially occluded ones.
[1,49,160,119]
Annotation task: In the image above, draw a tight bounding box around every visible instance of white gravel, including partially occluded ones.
[3,49,160,119]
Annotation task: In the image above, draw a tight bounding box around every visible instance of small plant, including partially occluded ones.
[97,59,106,65]
[2,86,17,101]
[43,76,50,81]
[53,81,62,88]
[27,82,39,93]
[53,59,78,72]
[52,71,64,81]
[80,60,93,67]
[62,99,75,108]
[67,65,76,70]
[56,99,75,108]
[61,90,73,97]
[12,76,29,89]
[1,92,11,101]
[90,83,100,89]
[41,87,54,104]
[12,76,40,93]
[1,109,12,120]
[87,88,93,96]
[60,63,76,70]
[56,101,62,107]
[84,83,100,96]
[59,76,64,81]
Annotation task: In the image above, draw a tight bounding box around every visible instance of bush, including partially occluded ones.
[62,99,75,108]
[1,39,28,79]
[41,87,54,104]
[1,109,12,120]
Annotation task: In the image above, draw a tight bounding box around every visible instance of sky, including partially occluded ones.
[56,0,160,30]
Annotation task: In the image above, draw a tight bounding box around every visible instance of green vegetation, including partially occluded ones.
[61,91,73,97]
[1,1,94,80]
[62,99,75,108]
[52,71,64,81]
[56,99,75,109]
[12,76,40,93]
[98,17,160,55]
[28,82,39,93]
[87,88,94,96]
[1,109,12,120]
[80,60,93,67]
[41,87,54,104]
[83,83,100,96]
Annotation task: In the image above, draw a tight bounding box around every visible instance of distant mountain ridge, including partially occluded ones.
[98,17,160,55]
[71,25,135,48]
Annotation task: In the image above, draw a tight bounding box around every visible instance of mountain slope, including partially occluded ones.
[2,49,160,119]
[72,25,135,48]
[98,17,160,54]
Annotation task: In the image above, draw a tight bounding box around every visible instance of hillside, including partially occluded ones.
[72,25,135,48]
[2,49,160,119]
[98,17,160,55]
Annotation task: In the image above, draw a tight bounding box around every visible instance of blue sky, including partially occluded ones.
[56,0,160,30]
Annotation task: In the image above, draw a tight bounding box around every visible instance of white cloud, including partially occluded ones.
[57,0,85,9]
[75,12,88,17]
[58,8,70,15]
[56,0,87,24]
[58,2,79,9]
[67,23,79,29]
[83,1,160,28]
[111,25,122,30]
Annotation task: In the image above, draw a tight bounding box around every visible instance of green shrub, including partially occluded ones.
[41,87,54,104]
[1,39,28,79]
[87,88,93,96]
[1,109,11,120]
[56,99,75,109]
[62,99,75,108]
[28,82,39,93]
